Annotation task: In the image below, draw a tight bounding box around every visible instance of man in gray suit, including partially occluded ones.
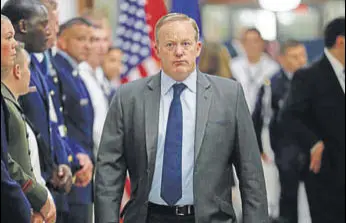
[95,13,268,223]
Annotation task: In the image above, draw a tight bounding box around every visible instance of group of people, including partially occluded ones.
[1,0,122,222]
[228,18,345,223]
[1,0,345,223]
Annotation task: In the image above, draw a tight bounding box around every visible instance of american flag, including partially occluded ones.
[114,0,167,219]
[115,0,167,84]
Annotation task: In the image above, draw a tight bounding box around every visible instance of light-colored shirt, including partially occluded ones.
[149,70,197,206]
[79,62,109,157]
[231,53,280,113]
[324,48,345,93]
[26,123,53,199]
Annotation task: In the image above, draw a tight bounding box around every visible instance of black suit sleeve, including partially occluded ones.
[280,69,320,151]
[252,86,265,153]
[1,160,32,223]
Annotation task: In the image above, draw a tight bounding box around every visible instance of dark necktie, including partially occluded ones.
[161,83,186,205]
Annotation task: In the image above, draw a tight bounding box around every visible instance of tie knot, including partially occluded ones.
[173,83,186,98]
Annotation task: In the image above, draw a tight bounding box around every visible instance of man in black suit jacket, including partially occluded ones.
[281,17,345,223]
[253,40,308,223]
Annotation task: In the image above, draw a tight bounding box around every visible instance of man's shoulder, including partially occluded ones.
[117,74,159,96]
[202,73,240,94]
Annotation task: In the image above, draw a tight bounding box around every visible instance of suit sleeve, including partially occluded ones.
[252,86,265,153]
[233,83,269,223]
[1,160,31,223]
[280,70,320,151]
[7,153,48,212]
[95,87,126,223]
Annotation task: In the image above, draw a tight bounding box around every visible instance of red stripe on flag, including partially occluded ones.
[144,0,167,62]
[138,64,148,78]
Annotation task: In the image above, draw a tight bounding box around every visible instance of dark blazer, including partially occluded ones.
[19,54,73,212]
[51,51,94,205]
[252,69,307,170]
[1,93,31,223]
[281,54,345,187]
[95,72,268,223]
[2,83,48,212]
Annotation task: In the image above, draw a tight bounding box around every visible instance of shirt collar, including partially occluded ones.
[161,69,197,95]
[50,46,58,57]
[33,53,45,63]
[57,49,80,70]
[282,69,293,80]
[324,48,344,77]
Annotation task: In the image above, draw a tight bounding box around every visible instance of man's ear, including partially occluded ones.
[154,43,160,57]
[57,37,67,51]
[12,64,21,80]
[18,19,28,34]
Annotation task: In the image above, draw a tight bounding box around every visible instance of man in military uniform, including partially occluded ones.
[54,17,95,223]
[1,41,57,223]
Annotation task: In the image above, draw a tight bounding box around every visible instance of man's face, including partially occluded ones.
[337,35,345,65]
[98,28,110,59]
[1,20,17,68]
[87,27,107,67]
[155,20,202,80]
[59,24,90,63]
[25,5,50,53]
[281,45,307,73]
[102,49,123,81]
[242,31,265,59]
[41,0,59,48]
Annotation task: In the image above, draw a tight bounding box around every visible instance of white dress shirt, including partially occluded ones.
[231,53,280,113]
[79,62,109,157]
[149,70,197,206]
[26,123,53,199]
[324,48,345,93]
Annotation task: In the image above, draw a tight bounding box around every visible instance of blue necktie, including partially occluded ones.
[161,83,186,205]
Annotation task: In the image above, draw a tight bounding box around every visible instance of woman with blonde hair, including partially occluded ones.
[198,41,233,79]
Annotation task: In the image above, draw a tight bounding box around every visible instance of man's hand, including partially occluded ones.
[31,212,44,223]
[40,196,56,223]
[310,141,324,174]
[261,152,272,163]
[74,153,93,187]
[50,164,73,193]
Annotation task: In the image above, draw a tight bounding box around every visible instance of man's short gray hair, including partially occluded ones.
[155,13,200,43]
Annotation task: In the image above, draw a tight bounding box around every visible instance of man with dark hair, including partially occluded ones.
[281,17,345,223]
[253,39,308,223]
[54,17,95,223]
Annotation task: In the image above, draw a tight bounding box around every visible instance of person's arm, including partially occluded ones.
[252,86,265,154]
[233,83,269,223]
[280,70,320,151]
[95,87,126,223]
[1,159,31,223]
[7,153,48,212]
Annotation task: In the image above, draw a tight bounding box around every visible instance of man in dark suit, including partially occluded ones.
[1,14,31,223]
[95,13,268,223]
[281,17,345,223]
[253,40,308,223]
[54,17,95,223]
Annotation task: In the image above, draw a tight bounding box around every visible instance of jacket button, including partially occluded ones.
[59,107,63,112]
[50,90,55,96]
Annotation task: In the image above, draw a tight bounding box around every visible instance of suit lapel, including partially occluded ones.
[194,72,212,162]
[320,55,345,101]
[145,74,161,177]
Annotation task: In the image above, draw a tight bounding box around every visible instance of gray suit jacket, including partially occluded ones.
[95,71,268,223]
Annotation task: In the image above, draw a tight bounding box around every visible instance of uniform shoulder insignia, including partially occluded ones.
[264,79,271,86]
